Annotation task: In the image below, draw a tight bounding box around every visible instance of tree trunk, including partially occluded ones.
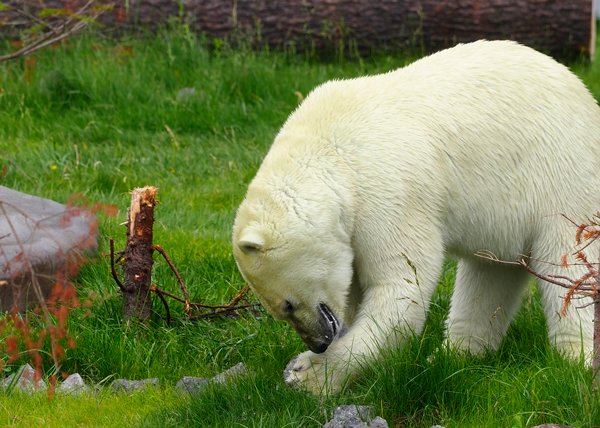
[2,1,594,60]
[122,186,157,323]
[110,0,595,60]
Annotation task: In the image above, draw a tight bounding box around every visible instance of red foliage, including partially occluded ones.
[67,193,118,218]
[115,6,126,22]
[113,45,134,57]
[5,336,18,363]
[23,57,36,85]
[47,375,57,401]
[0,194,116,397]
[575,223,587,244]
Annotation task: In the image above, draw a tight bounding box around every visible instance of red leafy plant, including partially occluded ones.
[0,194,116,399]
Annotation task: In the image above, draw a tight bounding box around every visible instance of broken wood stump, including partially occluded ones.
[121,186,158,323]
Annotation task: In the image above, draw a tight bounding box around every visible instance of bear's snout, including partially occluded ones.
[318,303,341,340]
[289,303,343,354]
[311,342,329,354]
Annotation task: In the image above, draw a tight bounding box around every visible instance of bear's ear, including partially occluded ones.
[238,232,265,254]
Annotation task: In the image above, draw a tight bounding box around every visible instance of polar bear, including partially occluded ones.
[232,40,600,393]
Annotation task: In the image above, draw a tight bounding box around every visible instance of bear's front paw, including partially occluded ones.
[283,350,343,394]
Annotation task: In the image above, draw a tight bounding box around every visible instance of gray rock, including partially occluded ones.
[324,405,387,428]
[212,362,246,384]
[430,426,445,428]
[532,425,574,428]
[56,373,90,395]
[369,417,389,428]
[0,186,98,312]
[3,364,47,394]
[176,363,248,395]
[175,376,210,395]
[177,87,196,99]
[110,378,159,393]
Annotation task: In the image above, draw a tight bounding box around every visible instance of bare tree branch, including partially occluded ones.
[0,0,113,63]
[152,244,190,314]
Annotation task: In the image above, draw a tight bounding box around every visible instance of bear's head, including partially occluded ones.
[232,164,354,354]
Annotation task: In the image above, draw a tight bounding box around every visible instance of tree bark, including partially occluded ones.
[122,186,157,323]
[1,1,594,60]
[110,0,595,60]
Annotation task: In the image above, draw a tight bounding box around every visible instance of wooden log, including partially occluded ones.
[122,186,157,323]
[1,1,594,60]
[109,0,595,60]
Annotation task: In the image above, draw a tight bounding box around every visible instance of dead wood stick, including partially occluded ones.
[150,286,171,325]
[188,303,259,320]
[110,238,128,293]
[152,244,190,313]
[148,286,250,310]
[228,285,251,307]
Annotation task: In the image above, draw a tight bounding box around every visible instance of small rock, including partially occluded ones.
[532,425,574,428]
[369,417,389,428]
[324,405,387,428]
[3,364,47,394]
[110,378,159,393]
[430,425,445,428]
[175,363,248,395]
[175,376,210,395]
[212,362,247,384]
[177,87,196,99]
[56,373,90,395]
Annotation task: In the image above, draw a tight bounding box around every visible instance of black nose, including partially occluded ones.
[310,342,329,354]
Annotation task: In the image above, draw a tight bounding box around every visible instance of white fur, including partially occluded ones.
[232,40,600,393]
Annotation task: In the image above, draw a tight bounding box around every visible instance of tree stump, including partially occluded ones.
[122,186,157,323]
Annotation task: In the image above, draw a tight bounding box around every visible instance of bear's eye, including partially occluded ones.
[282,301,294,314]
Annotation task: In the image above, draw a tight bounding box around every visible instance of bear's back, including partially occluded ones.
[274,40,600,258]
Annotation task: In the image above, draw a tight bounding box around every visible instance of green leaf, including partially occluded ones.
[0,3,9,11]
[38,8,62,18]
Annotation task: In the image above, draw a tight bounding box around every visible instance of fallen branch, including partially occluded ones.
[0,0,113,63]
[149,286,171,325]
[109,238,127,293]
[152,244,190,313]
[187,303,259,320]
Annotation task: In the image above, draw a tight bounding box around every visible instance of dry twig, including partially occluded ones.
[152,244,190,313]
[108,239,253,321]
[0,0,113,62]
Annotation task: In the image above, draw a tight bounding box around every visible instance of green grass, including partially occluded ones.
[1,28,600,427]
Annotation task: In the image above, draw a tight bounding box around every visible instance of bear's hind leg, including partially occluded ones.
[445,258,530,354]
